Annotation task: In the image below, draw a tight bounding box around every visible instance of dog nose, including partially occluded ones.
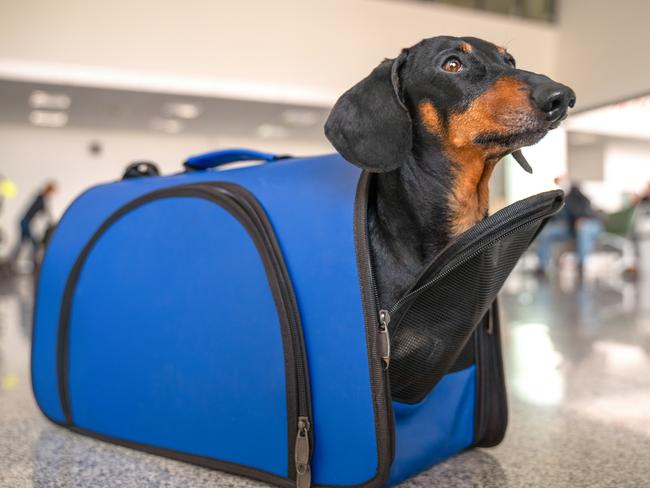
[532,83,576,123]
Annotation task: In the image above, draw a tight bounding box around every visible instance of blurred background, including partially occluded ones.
[1,1,650,487]
[2,0,650,269]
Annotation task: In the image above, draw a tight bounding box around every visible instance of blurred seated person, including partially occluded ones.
[536,176,603,276]
[10,181,57,269]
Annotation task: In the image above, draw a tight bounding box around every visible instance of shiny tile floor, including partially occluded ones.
[1,271,649,487]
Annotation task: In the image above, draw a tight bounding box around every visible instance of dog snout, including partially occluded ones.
[532,83,576,124]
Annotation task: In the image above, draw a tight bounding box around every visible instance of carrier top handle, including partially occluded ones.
[184,148,290,171]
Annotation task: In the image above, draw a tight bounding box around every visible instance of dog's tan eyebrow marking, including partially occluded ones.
[497,46,507,55]
[418,101,443,135]
[458,42,473,53]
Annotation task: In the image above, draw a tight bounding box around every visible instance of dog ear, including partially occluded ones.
[325,51,412,173]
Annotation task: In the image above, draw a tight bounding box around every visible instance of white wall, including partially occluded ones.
[568,143,605,181]
[0,0,570,254]
[0,0,558,105]
[556,0,650,110]
[579,139,650,212]
[505,128,568,204]
[0,124,329,255]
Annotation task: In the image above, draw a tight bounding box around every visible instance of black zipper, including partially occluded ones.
[473,302,508,446]
[213,183,313,487]
[372,191,563,376]
[55,182,313,487]
[353,172,396,486]
[381,190,564,321]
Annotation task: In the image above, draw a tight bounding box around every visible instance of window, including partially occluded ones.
[413,0,556,23]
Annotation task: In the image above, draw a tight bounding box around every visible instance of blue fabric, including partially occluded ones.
[32,175,198,423]
[68,198,288,475]
[32,151,481,486]
[32,155,381,486]
[389,366,476,485]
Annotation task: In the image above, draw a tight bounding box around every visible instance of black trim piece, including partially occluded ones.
[55,183,312,485]
[473,301,508,447]
[352,171,395,487]
[472,325,485,444]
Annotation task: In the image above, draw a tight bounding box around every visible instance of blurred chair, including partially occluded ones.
[518,205,639,279]
[595,204,637,276]
[634,202,650,279]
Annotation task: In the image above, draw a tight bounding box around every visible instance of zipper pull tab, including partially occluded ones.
[295,416,311,488]
[378,309,391,369]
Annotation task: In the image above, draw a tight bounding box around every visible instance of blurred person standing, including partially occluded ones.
[10,181,57,270]
[0,174,18,215]
[536,177,603,277]
[0,175,19,277]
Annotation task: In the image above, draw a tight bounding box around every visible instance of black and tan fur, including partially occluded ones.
[325,36,575,308]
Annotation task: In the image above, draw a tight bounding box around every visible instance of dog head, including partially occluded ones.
[325,36,575,174]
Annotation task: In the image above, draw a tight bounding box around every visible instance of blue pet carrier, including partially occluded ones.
[32,149,563,487]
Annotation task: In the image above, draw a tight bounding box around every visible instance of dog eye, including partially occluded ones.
[505,54,516,68]
[441,57,462,73]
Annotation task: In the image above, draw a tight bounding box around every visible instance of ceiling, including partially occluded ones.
[0,78,332,143]
[5,77,647,149]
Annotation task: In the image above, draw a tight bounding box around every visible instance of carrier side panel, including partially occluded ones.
[33,154,384,486]
[66,198,289,476]
[32,174,215,421]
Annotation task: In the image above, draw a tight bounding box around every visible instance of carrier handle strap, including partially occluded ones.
[184,148,290,171]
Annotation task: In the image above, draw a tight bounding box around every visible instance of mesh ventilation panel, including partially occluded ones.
[389,190,564,403]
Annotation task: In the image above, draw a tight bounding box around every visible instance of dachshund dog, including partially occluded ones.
[325,36,575,310]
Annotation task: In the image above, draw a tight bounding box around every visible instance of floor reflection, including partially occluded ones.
[509,322,565,406]
[0,272,649,487]
[502,271,650,436]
